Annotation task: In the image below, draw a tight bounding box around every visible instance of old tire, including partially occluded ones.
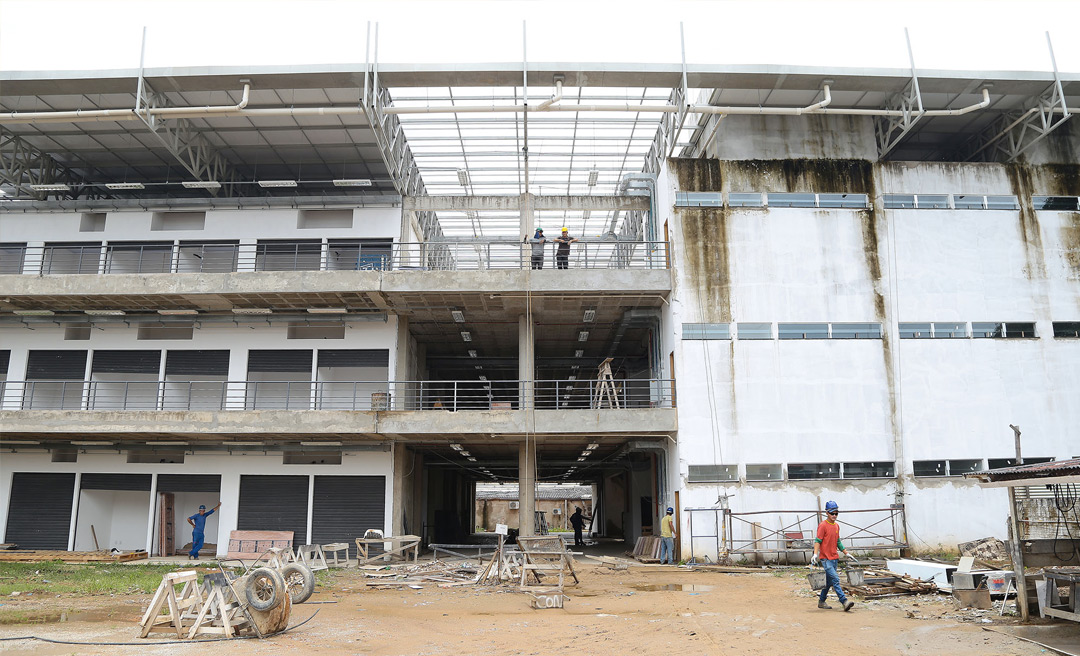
[245,567,286,612]
[281,563,315,604]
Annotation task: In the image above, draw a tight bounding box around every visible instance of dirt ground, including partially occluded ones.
[0,561,1064,656]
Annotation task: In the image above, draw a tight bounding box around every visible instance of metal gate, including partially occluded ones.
[5,473,76,549]
[311,475,385,558]
[237,475,309,545]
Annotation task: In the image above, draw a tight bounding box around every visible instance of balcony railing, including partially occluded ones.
[0,241,670,275]
[1,379,676,411]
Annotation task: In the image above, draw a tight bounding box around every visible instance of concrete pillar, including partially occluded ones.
[518,440,536,537]
[393,316,409,410]
[225,348,249,410]
[392,442,410,536]
[215,472,242,557]
[518,314,534,409]
[519,192,534,242]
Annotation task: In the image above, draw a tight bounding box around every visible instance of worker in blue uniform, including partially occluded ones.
[187,501,221,560]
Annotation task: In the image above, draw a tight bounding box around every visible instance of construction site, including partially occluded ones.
[1,2,1079,653]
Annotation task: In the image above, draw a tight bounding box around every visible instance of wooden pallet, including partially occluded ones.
[0,550,148,563]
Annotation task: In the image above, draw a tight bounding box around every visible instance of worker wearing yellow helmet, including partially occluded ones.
[554,227,579,269]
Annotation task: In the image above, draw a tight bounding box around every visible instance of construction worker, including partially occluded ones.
[659,507,677,564]
[569,507,590,547]
[527,228,547,269]
[187,501,221,560]
[554,227,578,269]
[811,500,855,611]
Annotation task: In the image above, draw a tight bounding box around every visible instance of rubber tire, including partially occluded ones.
[281,563,315,604]
[245,567,286,612]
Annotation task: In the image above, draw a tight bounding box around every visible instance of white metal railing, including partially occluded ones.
[1,379,676,411]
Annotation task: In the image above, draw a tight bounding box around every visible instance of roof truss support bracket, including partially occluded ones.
[959,83,1071,162]
[0,128,98,200]
[875,78,924,159]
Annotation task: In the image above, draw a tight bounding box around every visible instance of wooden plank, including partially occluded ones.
[0,550,148,563]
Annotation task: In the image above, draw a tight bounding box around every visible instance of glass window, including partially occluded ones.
[985,195,1020,210]
[736,323,772,340]
[687,464,738,482]
[767,193,817,208]
[972,322,1005,338]
[745,463,783,481]
[818,193,869,209]
[1003,322,1036,338]
[1033,196,1080,211]
[843,461,895,478]
[916,194,950,209]
[988,457,1053,470]
[682,323,731,340]
[787,462,840,480]
[948,459,984,475]
[778,323,829,339]
[831,323,882,339]
[1053,321,1080,338]
[674,191,722,208]
[728,192,764,208]
[933,322,968,338]
[899,322,932,339]
[953,195,985,210]
[883,194,915,209]
[913,460,946,477]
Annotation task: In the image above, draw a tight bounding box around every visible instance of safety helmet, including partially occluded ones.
[666,507,674,514]
[825,500,839,513]
[561,227,569,232]
[536,228,543,233]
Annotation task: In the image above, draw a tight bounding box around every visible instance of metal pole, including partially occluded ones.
[1046,32,1070,118]
[1007,423,1029,621]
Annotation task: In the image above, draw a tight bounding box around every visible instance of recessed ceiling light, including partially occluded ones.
[258,180,298,188]
[333,179,373,187]
[460,451,471,457]
[158,309,198,315]
[84,309,125,316]
[468,350,477,358]
[581,451,591,457]
[182,180,221,189]
[13,309,55,316]
[577,457,587,462]
[574,349,584,357]
[475,365,483,370]
[588,443,599,450]
[578,331,589,342]
[478,375,487,381]
[461,331,472,342]
[29,183,71,192]
[467,457,477,462]
[583,309,596,322]
[451,310,465,323]
[71,440,113,446]
[307,307,347,314]
[587,169,599,186]
[105,182,145,190]
[232,308,272,315]
[450,444,463,451]
[457,169,470,186]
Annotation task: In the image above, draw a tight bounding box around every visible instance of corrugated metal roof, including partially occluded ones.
[965,457,1080,482]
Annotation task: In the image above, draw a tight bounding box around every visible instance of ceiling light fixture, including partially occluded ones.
[587,169,599,186]
[258,180,298,188]
[588,443,599,450]
[13,309,55,316]
[301,441,342,446]
[581,451,591,457]
[460,331,472,342]
[105,182,145,190]
[583,309,596,322]
[333,179,373,187]
[307,307,347,314]
[478,375,487,381]
[84,309,125,316]
[451,310,465,322]
[457,169,470,186]
[71,440,114,446]
[568,375,576,381]
[468,350,477,358]
[578,331,589,342]
[232,308,272,315]
[29,183,71,192]
[146,441,189,446]
[460,451,471,457]
[450,443,463,451]
[182,180,221,189]
[158,309,198,315]
[467,456,477,462]
[577,457,587,462]
[474,365,483,370]
[574,349,584,357]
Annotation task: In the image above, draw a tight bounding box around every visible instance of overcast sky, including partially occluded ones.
[1,0,1078,73]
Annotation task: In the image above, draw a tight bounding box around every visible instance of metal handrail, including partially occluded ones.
[0,240,671,274]
[1,378,676,411]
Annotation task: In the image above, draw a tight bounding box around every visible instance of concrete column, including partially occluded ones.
[518,440,536,537]
[1,349,29,410]
[519,192,534,242]
[393,316,409,410]
[518,314,534,409]
[225,348,249,410]
[392,442,410,536]
[215,472,242,557]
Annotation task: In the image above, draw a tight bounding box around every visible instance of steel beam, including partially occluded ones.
[403,195,649,212]
[957,85,1071,162]
[0,128,100,200]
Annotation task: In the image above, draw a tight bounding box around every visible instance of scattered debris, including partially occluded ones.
[0,549,147,563]
[958,537,1009,563]
[841,568,939,599]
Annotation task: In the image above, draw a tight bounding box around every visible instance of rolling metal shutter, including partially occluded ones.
[247,350,312,373]
[0,350,9,375]
[81,473,152,491]
[237,475,309,544]
[317,350,390,368]
[157,474,221,492]
[26,350,87,379]
[91,350,161,374]
[311,475,385,558]
[5,473,75,549]
[165,351,230,376]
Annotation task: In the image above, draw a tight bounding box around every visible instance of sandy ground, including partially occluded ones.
[0,561,1064,656]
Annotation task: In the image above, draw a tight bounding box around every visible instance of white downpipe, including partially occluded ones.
[696,84,831,115]
[535,79,563,110]
[0,83,251,124]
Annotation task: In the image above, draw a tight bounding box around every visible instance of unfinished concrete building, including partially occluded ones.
[1,47,1077,561]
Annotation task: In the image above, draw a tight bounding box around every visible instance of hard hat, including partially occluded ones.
[561,226,569,231]
[199,505,206,510]
[536,228,543,233]
[666,507,674,514]
[825,500,839,513]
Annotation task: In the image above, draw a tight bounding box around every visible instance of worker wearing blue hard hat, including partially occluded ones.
[811,500,855,611]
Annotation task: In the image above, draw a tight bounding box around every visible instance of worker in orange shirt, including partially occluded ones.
[811,500,855,611]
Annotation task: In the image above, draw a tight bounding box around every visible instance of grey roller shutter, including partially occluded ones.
[165,351,230,376]
[317,350,390,368]
[157,474,221,492]
[237,475,308,544]
[5,473,75,549]
[311,475,385,558]
[26,350,87,379]
[0,350,9,375]
[92,350,161,374]
[81,473,152,491]
[247,350,312,373]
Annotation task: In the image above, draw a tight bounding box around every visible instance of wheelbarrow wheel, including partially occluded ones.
[245,567,286,611]
[281,563,315,604]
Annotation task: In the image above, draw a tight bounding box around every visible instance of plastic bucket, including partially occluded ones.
[808,570,826,590]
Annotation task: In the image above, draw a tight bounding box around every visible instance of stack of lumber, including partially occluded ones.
[0,549,147,563]
[361,561,481,588]
[842,568,939,599]
[627,536,662,562]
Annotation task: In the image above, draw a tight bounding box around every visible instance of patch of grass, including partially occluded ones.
[0,562,202,596]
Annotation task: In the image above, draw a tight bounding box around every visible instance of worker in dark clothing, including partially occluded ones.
[554,227,579,269]
[187,501,221,560]
[568,506,590,547]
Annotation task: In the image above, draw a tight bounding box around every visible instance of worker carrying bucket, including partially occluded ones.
[809,500,856,612]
